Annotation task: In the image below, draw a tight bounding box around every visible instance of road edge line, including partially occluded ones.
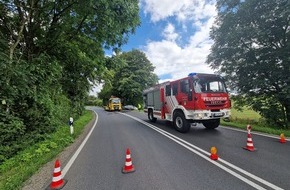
[62,110,98,177]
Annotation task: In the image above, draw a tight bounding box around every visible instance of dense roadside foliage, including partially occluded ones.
[0,110,93,190]
[207,0,290,128]
[98,49,159,106]
[0,0,140,163]
[86,96,103,106]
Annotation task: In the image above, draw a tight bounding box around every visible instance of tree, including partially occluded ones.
[207,0,290,128]
[0,0,140,162]
[97,55,126,105]
[100,49,158,106]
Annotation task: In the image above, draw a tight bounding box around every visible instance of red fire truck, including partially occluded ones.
[143,73,231,133]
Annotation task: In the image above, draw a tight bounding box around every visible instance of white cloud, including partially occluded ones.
[141,0,191,22]
[145,39,214,81]
[142,0,216,23]
[162,23,179,42]
[142,0,217,82]
[188,16,215,48]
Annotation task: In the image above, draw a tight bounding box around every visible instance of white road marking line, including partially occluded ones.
[220,125,289,140]
[120,113,284,190]
[62,110,99,177]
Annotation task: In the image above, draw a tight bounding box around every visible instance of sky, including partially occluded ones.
[91,0,218,95]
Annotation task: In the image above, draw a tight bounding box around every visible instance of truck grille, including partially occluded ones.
[204,100,226,108]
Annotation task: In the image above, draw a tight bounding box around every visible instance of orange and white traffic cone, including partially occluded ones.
[243,125,256,151]
[122,148,135,174]
[210,146,218,160]
[280,133,286,143]
[47,159,67,190]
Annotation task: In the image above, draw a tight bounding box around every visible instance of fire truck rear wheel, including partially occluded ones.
[203,119,220,129]
[173,111,190,133]
[148,109,157,122]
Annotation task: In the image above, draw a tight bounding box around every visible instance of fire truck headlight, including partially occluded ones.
[194,113,204,119]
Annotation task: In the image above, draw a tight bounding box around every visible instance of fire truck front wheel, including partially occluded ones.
[148,109,157,122]
[203,119,220,129]
[173,111,190,133]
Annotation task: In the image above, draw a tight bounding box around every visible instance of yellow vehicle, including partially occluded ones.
[106,96,122,111]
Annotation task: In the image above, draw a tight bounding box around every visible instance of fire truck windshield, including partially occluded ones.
[193,79,227,93]
[111,98,121,103]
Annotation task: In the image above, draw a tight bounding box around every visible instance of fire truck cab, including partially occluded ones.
[106,96,122,111]
[143,73,231,133]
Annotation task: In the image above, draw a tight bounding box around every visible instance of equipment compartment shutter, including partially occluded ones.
[148,92,154,106]
[153,90,161,110]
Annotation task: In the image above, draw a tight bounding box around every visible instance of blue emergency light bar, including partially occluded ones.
[188,72,197,77]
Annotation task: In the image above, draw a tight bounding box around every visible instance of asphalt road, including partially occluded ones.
[61,107,290,190]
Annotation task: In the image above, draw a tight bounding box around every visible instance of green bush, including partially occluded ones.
[0,113,25,163]
[0,110,93,190]
[0,94,72,164]
[86,96,103,106]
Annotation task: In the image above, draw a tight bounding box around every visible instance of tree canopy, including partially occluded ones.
[207,0,290,128]
[99,49,159,106]
[0,0,140,162]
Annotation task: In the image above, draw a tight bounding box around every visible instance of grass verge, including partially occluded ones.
[221,102,290,137]
[0,110,93,190]
[221,120,290,137]
[221,107,290,137]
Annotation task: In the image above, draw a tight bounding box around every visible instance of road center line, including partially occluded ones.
[120,113,283,190]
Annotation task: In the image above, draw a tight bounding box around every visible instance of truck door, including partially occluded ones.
[180,79,193,109]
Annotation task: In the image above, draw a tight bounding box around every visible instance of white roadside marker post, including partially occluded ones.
[69,117,74,135]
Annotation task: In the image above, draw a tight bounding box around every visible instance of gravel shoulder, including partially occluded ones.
[21,112,96,190]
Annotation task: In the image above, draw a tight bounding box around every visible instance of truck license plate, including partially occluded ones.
[213,112,224,117]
